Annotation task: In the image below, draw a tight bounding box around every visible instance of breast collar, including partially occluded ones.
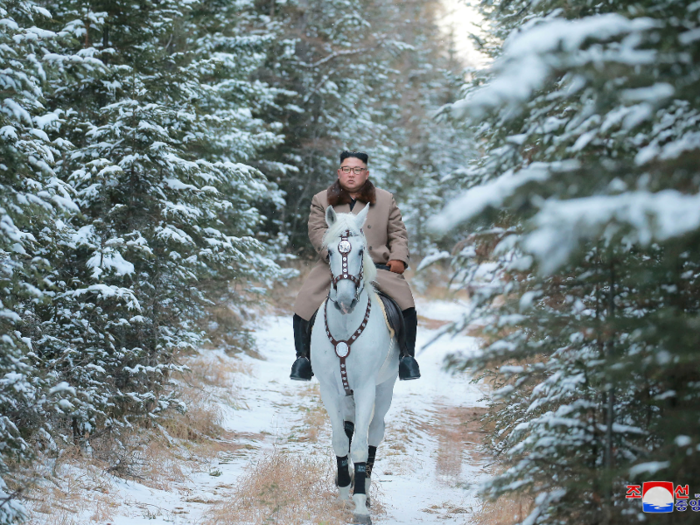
[324,294,372,396]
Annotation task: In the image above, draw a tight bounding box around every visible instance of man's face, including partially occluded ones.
[337,157,369,193]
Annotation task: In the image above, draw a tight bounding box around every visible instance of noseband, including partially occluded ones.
[331,230,364,293]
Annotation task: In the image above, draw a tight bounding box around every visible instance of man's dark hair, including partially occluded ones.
[340,151,368,165]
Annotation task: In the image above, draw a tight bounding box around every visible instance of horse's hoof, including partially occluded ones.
[353,513,372,525]
[353,494,370,523]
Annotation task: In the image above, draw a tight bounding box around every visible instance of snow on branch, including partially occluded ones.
[428,161,579,233]
[452,14,659,119]
[524,189,700,274]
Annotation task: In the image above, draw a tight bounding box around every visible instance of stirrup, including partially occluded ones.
[399,355,421,381]
[290,356,313,381]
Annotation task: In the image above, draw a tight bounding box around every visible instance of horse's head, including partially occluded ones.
[323,205,376,314]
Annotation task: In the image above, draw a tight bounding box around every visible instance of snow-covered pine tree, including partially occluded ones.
[0,0,83,520]
[187,0,288,281]
[432,0,700,523]
[36,0,285,441]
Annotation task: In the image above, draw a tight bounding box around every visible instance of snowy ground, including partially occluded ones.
[47,298,490,524]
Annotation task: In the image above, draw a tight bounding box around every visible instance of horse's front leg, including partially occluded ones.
[318,382,353,501]
[350,383,376,523]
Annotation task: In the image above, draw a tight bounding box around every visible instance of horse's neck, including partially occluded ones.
[327,288,373,340]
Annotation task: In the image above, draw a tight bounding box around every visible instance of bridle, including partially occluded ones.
[325,228,371,396]
[329,229,364,302]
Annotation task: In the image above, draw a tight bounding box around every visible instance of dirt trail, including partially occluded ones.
[83,297,490,525]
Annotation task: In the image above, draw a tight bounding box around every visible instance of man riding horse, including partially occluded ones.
[290,150,421,382]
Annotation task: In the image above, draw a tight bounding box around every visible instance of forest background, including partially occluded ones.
[3,0,700,523]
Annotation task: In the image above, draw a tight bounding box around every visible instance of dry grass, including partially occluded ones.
[17,351,252,521]
[161,392,225,444]
[428,405,490,479]
[184,353,252,389]
[202,303,261,357]
[27,488,116,525]
[414,401,534,525]
[17,446,119,525]
[206,449,370,525]
[473,493,535,525]
[288,383,329,443]
[450,402,534,525]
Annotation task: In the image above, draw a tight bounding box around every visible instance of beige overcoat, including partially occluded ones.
[293,181,415,320]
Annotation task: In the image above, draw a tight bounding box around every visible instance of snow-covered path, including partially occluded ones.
[105,298,490,524]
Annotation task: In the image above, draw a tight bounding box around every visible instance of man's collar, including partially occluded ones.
[327,179,376,207]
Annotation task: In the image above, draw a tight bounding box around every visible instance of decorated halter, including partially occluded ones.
[324,295,372,397]
[331,230,364,290]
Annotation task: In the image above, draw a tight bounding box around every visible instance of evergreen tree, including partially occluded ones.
[38,0,286,437]
[369,0,474,260]
[0,0,288,499]
[433,0,700,523]
[0,1,82,520]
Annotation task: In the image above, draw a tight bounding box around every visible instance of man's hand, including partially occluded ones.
[387,260,406,274]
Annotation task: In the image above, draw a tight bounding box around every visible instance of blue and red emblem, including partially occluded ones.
[642,481,674,513]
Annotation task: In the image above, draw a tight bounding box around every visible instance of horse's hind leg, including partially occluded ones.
[368,377,396,447]
[319,383,352,500]
[364,377,396,509]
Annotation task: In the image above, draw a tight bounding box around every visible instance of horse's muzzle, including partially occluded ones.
[336,297,358,314]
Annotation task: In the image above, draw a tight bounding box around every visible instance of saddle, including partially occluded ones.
[376,291,407,356]
[306,292,406,356]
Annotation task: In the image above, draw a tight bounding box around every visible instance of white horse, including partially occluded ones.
[310,204,399,525]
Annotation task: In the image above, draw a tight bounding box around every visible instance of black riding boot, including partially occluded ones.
[290,314,313,381]
[399,307,421,380]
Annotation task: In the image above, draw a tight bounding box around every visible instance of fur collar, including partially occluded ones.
[327,179,376,207]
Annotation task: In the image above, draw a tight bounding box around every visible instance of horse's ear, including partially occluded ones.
[325,205,337,227]
[355,204,370,229]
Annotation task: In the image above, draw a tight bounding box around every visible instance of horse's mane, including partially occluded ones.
[323,213,377,286]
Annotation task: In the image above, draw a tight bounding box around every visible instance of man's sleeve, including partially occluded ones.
[387,195,410,268]
[308,194,328,260]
